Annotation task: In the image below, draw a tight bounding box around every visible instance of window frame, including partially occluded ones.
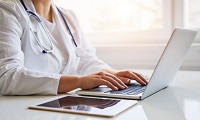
[173,0,200,43]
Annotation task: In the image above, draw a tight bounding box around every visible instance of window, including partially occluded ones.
[54,0,172,44]
[185,0,200,29]
[180,0,200,43]
[56,0,162,32]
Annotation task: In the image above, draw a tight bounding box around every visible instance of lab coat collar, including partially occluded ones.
[22,0,37,14]
[51,4,75,34]
[51,4,77,74]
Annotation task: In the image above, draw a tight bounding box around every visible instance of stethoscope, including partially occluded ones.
[20,0,85,57]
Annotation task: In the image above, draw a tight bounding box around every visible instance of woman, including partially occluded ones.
[0,0,147,95]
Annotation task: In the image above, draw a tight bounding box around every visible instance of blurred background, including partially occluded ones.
[54,0,200,70]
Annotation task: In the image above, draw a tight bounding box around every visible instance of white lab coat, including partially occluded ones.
[0,0,110,95]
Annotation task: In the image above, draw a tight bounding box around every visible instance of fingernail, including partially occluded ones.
[127,79,131,83]
[122,86,126,89]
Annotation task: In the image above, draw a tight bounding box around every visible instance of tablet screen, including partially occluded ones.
[29,96,137,117]
[38,96,120,111]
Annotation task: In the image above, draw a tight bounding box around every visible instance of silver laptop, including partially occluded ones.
[76,28,198,100]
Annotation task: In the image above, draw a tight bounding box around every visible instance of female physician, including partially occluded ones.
[0,0,148,95]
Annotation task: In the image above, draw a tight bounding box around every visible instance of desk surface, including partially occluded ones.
[0,70,200,120]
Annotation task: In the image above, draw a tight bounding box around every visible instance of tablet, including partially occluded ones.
[29,95,137,117]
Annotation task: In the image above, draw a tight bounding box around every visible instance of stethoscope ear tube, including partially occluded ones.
[42,50,48,53]
[29,16,54,54]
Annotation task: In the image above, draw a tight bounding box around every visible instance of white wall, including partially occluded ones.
[95,43,200,71]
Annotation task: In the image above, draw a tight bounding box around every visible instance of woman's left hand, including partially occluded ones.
[104,69,148,85]
[115,70,148,85]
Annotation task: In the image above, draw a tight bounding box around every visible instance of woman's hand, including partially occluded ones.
[114,70,148,85]
[104,69,148,85]
[58,69,148,94]
[58,71,127,94]
[78,71,127,90]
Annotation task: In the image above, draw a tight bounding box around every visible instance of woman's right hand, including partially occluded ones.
[78,71,127,90]
[58,71,127,94]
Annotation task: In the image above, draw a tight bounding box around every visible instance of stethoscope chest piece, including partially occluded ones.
[75,47,85,57]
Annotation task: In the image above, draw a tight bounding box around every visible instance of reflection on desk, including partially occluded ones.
[140,87,189,120]
[0,70,199,120]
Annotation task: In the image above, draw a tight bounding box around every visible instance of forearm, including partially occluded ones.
[58,75,81,93]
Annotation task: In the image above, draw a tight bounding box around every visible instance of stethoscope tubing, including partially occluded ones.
[27,11,54,53]
[56,8,78,48]
[19,0,80,54]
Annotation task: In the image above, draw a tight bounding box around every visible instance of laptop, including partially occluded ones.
[76,28,198,100]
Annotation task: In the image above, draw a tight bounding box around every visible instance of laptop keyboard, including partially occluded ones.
[105,85,146,95]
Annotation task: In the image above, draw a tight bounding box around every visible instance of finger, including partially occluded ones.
[95,79,118,90]
[117,76,131,84]
[98,71,127,88]
[133,72,148,84]
[126,71,147,85]
[101,75,126,89]
[103,73,127,88]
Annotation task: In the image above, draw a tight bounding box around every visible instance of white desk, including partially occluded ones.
[0,70,200,120]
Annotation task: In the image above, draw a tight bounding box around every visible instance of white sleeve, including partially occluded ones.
[0,1,61,95]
